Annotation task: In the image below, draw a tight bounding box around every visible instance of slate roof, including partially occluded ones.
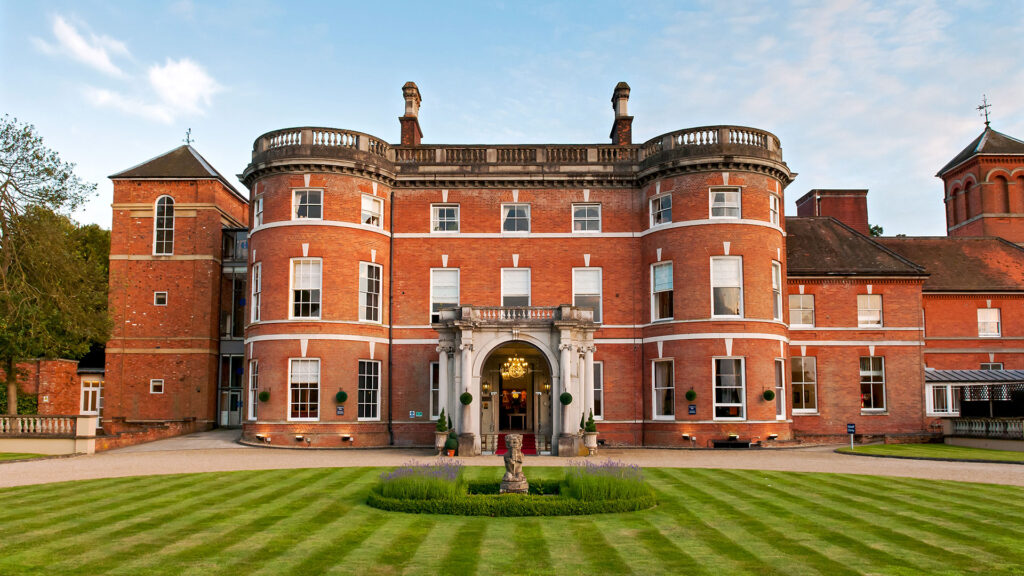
[937,127,1024,176]
[109,145,243,198]
[925,369,1024,384]
[785,217,926,277]
[876,236,1024,292]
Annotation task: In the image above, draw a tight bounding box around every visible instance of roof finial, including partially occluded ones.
[183,128,194,145]
[977,95,991,128]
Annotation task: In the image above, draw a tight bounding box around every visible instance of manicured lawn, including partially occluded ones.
[839,443,1024,463]
[1,467,1023,575]
[0,453,47,462]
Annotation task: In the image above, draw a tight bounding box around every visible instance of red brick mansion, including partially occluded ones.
[96,83,1024,453]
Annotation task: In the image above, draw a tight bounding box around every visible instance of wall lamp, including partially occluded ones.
[767,433,779,441]
[294,435,304,442]
[340,434,354,443]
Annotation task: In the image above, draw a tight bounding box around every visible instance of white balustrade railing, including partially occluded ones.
[471,306,560,322]
[949,417,1024,439]
[0,415,79,436]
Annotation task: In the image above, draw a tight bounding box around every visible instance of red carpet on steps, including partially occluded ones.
[495,433,537,455]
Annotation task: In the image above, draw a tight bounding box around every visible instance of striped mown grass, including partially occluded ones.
[1,466,1023,575]
[0,453,46,462]
[838,443,1024,462]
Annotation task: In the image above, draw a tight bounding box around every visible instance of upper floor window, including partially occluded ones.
[859,356,885,411]
[431,204,459,232]
[359,262,382,322]
[789,294,814,327]
[652,360,674,419]
[501,268,530,306]
[358,360,380,420]
[978,308,1001,337]
[361,195,383,228]
[254,196,264,227]
[291,258,321,319]
[431,268,459,323]
[651,262,673,321]
[154,291,168,306]
[650,195,672,227]
[289,358,319,420]
[981,362,1003,370]
[769,194,780,225]
[150,379,164,394]
[573,268,602,323]
[293,189,322,220]
[154,196,174,255]
[251,263,262,322]
[771,261,783,321]
[711,257,743,317]
[791,356,817,413]
[857,294,883,328]
[710,187,741,218]
[713,358,745,419]
[572,204,601,232]
[502,204,530,232]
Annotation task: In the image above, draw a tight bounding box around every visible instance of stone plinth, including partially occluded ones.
[500,479,529,494]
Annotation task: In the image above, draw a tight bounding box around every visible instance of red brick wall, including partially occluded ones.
[0,359,80,415]
[923,293,1024,370]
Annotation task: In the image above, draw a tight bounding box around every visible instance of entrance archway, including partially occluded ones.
[479,341,553,454]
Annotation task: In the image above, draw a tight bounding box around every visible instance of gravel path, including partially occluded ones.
[3,430,1023,488]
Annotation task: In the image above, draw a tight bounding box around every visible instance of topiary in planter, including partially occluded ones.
[448,429,458,440]
[460,392,473,405]
[685,389,697,402]
[335,390,348,403]
[444,437,459,453]
[762,389,776,401]
[436,408,448,432]
[585,410,597,433]
[258,390,270,402]
[560,392,573,406]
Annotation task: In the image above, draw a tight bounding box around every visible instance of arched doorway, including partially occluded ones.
[479,341,553,454]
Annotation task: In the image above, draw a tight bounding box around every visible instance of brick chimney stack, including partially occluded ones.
[400,81,423,146]
[610,82,633,146]
[796,189,871,236]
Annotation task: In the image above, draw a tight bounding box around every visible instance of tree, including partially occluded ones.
[869,224,884,237]
[0,116,107,414]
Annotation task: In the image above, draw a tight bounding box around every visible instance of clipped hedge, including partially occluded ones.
[367,490,656,517]
[0,389,38,414]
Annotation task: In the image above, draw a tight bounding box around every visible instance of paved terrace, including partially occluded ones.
[2,429,1022,488]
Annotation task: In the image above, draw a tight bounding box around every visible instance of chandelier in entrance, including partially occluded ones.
[501,356,528,379]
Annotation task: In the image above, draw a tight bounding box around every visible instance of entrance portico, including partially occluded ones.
[434,305,597,455]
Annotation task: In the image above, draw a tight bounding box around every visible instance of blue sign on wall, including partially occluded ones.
[336,406,344,416]
[688,404,697,415]
[847,423,856,434]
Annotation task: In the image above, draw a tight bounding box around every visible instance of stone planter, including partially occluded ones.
[583,431,598,455]
[434,431,448,453]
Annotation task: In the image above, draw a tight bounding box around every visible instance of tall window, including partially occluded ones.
[502,204,530,232]
[430,362,440,419]
[771,261,783,321]
[652,360,674,419]
[251,262,262,322]
[291,259,321,319]
[431,204,459,232]
[573,268,602,323]
[573,204,601,232]
[431,269,459,323]
[154,196,174,255]
[927,384,960,416]
[857,295,883,327]
[254,196,264,227]
[774,359,785,420]
[769,195,780,225]
[293,190,322,219]
[859,357,885,411]
[361,195,383,228]
[358,360,380,420]
[714,358,745,419]
[501,268,530,306]
[289,358,319,420]
[978,308,1001,337]
[593,362,604,420]
[650,195,672,226]
[712,257,743,317]
[651,262,673,321]
[789,295,815,327]
[248,360,259,420]
[360,262,382,322]
[791,357,817,413]
[710,187,741,218]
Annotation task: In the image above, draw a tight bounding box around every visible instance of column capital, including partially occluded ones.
[459,343,474,352]
[436,342,455,355]
[559,343,574,352]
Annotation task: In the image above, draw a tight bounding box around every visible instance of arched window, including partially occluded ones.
[154,196,175,255]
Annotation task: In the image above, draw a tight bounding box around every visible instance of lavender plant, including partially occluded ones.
[562,459,652,501]
[378,459,466,500]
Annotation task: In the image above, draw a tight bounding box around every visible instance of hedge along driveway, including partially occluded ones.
[1,466,1023,575]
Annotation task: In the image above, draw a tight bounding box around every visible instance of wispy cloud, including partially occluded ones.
[32,15,129,77]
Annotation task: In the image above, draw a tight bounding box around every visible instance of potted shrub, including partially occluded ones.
[583,409,598,453]
[762,389,776,401]
[435,408,449,453]
[685,389,697,402]
[444,429,458,456]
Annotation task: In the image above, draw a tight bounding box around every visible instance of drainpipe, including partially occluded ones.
[387,188,395,446]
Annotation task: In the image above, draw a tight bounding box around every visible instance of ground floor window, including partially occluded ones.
[859,356,885,411]
[927,384,960,416]
[714,358,745,419]
[289,358,320,420]
[430,361,440,419]
[653,360,674,419]
[775,359,785,420]
[359,360,380,420]
[593,362,604,420]
[791,356,817,413]
[248,360,259,421]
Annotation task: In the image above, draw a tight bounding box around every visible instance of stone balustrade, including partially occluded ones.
[948,417,1024,440]
[0,414,98,455]
[0,415,80,436]
[434,305,595,327]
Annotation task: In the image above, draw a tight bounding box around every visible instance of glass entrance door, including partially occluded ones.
[220,389,242,427]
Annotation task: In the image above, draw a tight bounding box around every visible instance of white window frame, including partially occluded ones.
[154,291,168,306]
[774,359,786,420]
[501,203,530,233]
[358,359,381,421]
[251,262,262,322]
[572,267,602,323]
[150,379,164,394]
[430,361,440,420]
[430,268,460,323]
[978,308,1001,337]
[361,194,384,228]
[292,189,323,220]
[857,294,883,328]
[288,358,320,421]
[713,357,746,420]
[247,359,259,421]
[649,195,672,227]
[771,261,783,321]
[254,196,264,227]
[153,195,174,255]
[859,356,886,411]
[431,204,460,233]
[359,262,383,323]
[501,268,531,307]
[710,187,742,219]
[926,384,960,416]
[652,359,675,420]
[980,362,1003,370]
[790,356,818,414]
[593,361,604,420]
[290,258,322,320]
[711,256,744,318]
[572,203,601,233]
[651,262,673,322]
[789,294,815,328]
[769,194,780,225]
[80,377,102,415]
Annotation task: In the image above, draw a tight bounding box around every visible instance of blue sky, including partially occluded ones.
[1,0,1022,234]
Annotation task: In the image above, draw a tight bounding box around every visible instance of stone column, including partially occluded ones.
[459,341,479,455]
[559,342,573,435]
[583,344,596,422]
[436,341,452,423]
